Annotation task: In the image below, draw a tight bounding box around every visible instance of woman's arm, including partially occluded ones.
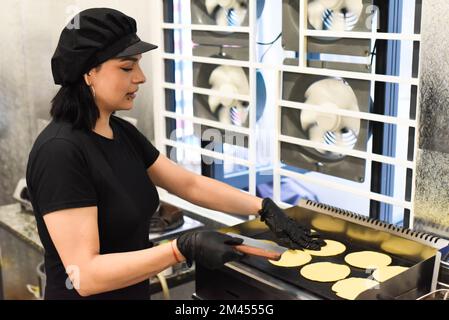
[148,154,263,216]
[43,206,184,297]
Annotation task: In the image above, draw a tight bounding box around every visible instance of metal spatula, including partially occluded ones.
[227,232,289,261]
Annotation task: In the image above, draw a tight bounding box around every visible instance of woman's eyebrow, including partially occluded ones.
[119,57,138,62]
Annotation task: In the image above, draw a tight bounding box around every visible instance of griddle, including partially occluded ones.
[195,200,449,300]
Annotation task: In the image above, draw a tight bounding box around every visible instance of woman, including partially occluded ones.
[26,8,323,300]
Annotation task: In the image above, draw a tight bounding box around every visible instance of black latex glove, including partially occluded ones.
[259,198,326,250]
[177,230,245,270]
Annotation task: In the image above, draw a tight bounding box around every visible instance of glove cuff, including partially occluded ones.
[258,198,272,220]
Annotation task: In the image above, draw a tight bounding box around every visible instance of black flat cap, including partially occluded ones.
[51,8,157,86]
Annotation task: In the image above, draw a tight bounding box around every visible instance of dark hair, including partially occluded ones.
[50,78,99,131]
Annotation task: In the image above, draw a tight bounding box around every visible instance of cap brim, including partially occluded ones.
[115,41,158,58]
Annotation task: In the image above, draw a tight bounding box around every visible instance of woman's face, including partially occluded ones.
[86,54,146,112]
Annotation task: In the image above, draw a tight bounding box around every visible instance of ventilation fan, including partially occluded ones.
[192,0,265,26]
[204,0,248,26]
[193,55,266,127]
[281,73,371,182]
[191,57,267,186]
[308,0,363,32]
[282,0,372,72]
[207,65,250,125]
[301,78,360,157]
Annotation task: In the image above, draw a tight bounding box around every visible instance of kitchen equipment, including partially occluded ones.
[227,233,289,261]
[195,199,449,300]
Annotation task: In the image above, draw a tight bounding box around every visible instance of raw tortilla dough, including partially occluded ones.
[372,266,409,282]
[332,277,379,300]
[380,238,423,257]
[344,251,392,269]
[300,262,350,282]
[268,250,312,267]
[311,216,346,233]
[304,240,346,257]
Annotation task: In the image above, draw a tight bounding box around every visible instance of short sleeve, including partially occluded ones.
[132,129,160,169]
[27,139,97,215]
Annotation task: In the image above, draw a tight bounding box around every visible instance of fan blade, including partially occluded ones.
[300,109,318,130]
[217,106,231,124]
[308,1,327,30]
[311,0,362,31]
[208,94,222,113]
[209,66,231,87]
[319,0,344,10]
[340,116,361,135]
[205,0,220,15]
[308,125,327,154]
[305,78,359,112]
[227,1,247,26]
[305,79,336,106]
[345,0,363,18]
[329,14,346,31]
[215,8,230,26]
[217,83,238,108]
[218,0,238,9]
[225,67,249,94]
[210,66,249,94]
[330,81,359,112]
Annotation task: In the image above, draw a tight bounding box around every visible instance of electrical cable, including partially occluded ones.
[369,40,378,67]
[416,289,449,300]
[258,32,282,63]
[257,32,282,45]
[156,272,171,300]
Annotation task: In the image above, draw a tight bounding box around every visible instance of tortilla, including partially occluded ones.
[268,250,312,267]
[300,262,350,282]
[344,251,392,269]
[332,277,379,300]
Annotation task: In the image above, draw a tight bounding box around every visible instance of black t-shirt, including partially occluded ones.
[26,115,160,300]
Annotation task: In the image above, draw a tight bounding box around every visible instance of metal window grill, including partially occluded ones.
[152,0,422,227]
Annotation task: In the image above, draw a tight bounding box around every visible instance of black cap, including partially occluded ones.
[51,8,158,86]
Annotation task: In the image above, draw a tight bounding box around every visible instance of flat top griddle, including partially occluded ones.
[240,230,416,300]
[218,200,449,300]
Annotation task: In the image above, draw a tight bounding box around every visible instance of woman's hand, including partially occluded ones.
[176,230,244,269]
[259,198,326,250]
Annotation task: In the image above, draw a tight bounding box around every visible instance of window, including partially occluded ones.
[153,0,422,227]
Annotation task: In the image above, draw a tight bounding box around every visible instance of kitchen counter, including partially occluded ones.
[0,204,43,253]
[0,204,44,299]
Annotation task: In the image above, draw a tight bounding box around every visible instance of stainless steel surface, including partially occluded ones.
[299,199,449,250]
[148,215,204,242]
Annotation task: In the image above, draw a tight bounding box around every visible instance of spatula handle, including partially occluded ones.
[234,245,282,261]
